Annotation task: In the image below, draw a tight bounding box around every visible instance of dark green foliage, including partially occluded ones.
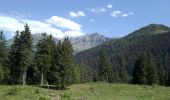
[9,31,21,84]
[147,58,159,85]
[118,53,130,83]
[133,53,159,85]
[19,24,33,85]
[158,64,166,85]
[46,35,59,85]
[0,31,7,66]
[35,33,51,85]
[56,38,75,88]
[75,24,170,85]
[0,31,9,84]
[80,61,92,83]
[133,53,148,84]
[98,49,114,83]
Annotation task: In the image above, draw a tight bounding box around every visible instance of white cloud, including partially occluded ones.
[69,11,86,18]
[90,19,95,22]
[111,11,134,18]
[90,8,106,13]
[110,11,122,18]
[46,16,82,31]
[121,13,128,17]
[107,4,112,9]
[0,15,84,38]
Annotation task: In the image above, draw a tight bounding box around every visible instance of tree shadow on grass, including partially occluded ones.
[37,85,69,90]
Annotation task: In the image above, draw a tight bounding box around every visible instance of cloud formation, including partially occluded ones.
[110,11,122,18]
[107,4,113,9]
[0,15,84,38]
[69,11,86,18]
[90,8,106,13]
[111,11,134,18]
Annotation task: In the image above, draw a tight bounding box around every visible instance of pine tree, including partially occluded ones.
[147,58,159,85]
[158,64,166,85]
[98,49,114,83]
[47,35,60,86]
[57,38,75,88]
[0,31,7,66]
[9,31,22,84]
[133,53,148,84]
[80,61,92,83]
[0,31,8,84]
[19,24,33,85]
[35,33,51,86]
[118,53,129,83]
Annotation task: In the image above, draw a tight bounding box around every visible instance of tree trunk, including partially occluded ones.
[40,69,44,86]
[22,71,27,85]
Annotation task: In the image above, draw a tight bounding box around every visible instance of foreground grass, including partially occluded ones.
[0,82,170,100]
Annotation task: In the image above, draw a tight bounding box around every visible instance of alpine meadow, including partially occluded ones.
[0,0,170,100]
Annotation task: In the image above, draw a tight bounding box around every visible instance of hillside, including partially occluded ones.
[0,83,170,100]
[75,24,170,74]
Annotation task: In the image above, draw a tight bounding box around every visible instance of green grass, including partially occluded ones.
[0,82,170,100]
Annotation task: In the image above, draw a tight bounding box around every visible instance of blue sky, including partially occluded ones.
[0,0,170,38]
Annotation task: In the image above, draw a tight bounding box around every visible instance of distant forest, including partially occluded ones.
[0,24,170,88]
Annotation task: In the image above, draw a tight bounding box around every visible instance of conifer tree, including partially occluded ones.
[0,31,7,66]
[0,31,8,83]
[99,49,113,83]
[57,38,75,88]
[147,58,159,85]
[9,31,22,84]
[80,61,92,83]
[118,53,129,83]
[133,53,148,84]
[19,24,33,85]
[35,33,51,86]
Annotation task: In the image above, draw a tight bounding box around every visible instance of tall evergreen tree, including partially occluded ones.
[80,61,92,83]
[133,53,148,84]
[147,58,159,85]
[98,49,114,83]
[158,64,166,85]
[0,31,7,66]
[57,38,75,88]
[0,31,8,84]
[47,35,60,85]
[9,31,22,84]
[35,33,51,86]
[118,53,129,83]
[19,24,33,85]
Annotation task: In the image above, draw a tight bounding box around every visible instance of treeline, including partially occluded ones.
[0,24,169,87]
[0,24,80,88]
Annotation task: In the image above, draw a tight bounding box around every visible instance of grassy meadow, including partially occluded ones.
[0,82,170,100]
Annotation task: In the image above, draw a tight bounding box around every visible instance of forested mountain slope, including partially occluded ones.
[75,24,170,74]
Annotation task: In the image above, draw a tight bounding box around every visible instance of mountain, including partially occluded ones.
[75,24,170,74]
[7,33,111,54]
[70,33,111,54]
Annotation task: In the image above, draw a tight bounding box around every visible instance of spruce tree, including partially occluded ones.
[147,58,159,85]
[57,38,75,88]
[98,49,113,83]
[19,24,33,85]
[0,31,8,84]
[9,31,22,84]
[133,53,148,84]
[158,64,166,85]
[118,53,129,83]
[0,31,7,66]
[47,35,60,85]
[35,33,51,86]
[80,61,92,83]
